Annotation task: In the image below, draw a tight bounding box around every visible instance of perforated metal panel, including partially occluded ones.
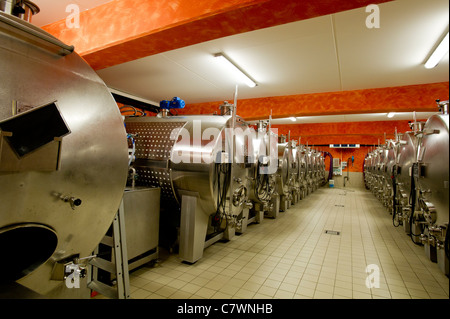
[126,122,185,160]
[138,168,176,201]
[126,121,186,203]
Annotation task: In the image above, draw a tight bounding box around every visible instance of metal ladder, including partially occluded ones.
[87,199,131,299]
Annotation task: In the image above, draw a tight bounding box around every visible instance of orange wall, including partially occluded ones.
[177,82,449,119]
[271,120,412,172]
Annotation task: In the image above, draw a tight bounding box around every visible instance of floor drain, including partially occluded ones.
[325,230,340,235]
[335,204,345,207]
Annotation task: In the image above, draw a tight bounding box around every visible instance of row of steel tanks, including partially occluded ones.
[276,135,327,212]
[124,102,328,263]
[364,100,449,276]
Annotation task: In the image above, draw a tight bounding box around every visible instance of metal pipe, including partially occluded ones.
[268,111,272,159]
[343,157,353,187]
[228,85,238,219]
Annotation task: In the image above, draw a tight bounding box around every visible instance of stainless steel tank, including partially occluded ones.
[363,152,372,189]
[395,131,419,233]
[237,120,278,227]
[0,11,128,296]
[366,148,378,193]
[247,121,276,207]
[416,112,449,227]
[305,147,315,194]
[308,149,316,191]
[124,109,253,262]
[312,150,325,189]
[372,146,385,199]
[298,145,308,199]
[317,152,326,187]
[290,141,301,204]
[415,108,449,274]
[382,140,398,211]
[275,135,295,211]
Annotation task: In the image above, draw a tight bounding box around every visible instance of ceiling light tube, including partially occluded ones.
[214,53,257,87]
[387,112,395,118]
[424,32,449,69]
[289,117,297,122]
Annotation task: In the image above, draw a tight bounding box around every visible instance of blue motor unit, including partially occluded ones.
[160,97,185,110]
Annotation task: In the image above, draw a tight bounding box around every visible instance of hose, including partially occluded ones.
[323,152,333,181]
[120,105,145,117]
[214,162,231,233]
[392,165,400,227]
[445,225,449,260]
[126,133,135,167]
[408,163,422,245]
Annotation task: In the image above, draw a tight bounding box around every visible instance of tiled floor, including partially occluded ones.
[125,186,449,299]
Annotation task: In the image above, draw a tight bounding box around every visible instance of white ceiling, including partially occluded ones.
[30,0,449,124]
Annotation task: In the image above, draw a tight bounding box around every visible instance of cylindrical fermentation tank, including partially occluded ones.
[248,120,276,206]
[372,146,386,198]
[415,106,449,274]
[312,150,325,188]
[363,152,372,189]
[289,140,301,203]
[305,147,315,194]
[124,105,254,262]
[275,135,294,200]
[0,11,129,296]
[416,112,449,228]
[125,114,250,214]
[317,152,326,186]
[297,145,309,197]
[382,140,398,211]
[395,131,419,233]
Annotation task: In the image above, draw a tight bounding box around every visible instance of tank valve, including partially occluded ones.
[420,234,428,244]
[62,195,82,210]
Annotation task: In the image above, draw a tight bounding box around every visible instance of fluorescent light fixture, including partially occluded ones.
[387,112,395,118]
[289,117,297,122]
[424,32,449,69]
[214,53,257,87]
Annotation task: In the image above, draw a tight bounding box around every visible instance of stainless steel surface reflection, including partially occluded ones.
[0,12,128,296]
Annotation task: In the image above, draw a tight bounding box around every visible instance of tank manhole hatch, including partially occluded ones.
[325,230,340,235]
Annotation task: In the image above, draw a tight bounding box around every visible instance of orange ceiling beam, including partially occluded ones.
[42,0,392,70]
[176,82,449,119]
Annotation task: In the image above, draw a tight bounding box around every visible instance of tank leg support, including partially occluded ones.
[267,195,280,219]
[236,208,249,234]
[280,195,288,212]
[179,193,209,264]
[437,249,449,276]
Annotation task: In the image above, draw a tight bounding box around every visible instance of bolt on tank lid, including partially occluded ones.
[0,0,40,22]
[219,101,234,116]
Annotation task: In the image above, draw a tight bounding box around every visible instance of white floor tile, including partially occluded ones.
[114,187,449,301]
